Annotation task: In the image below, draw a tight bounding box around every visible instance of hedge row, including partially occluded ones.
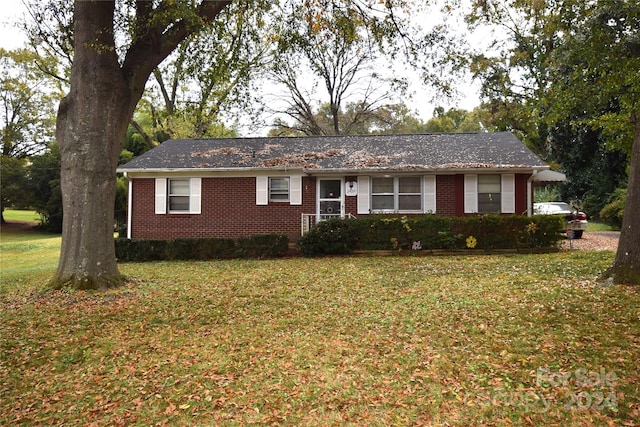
[296,214,565,256]
[115,234,289,262]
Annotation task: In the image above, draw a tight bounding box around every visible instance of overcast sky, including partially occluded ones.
[0,0,27,50]
[0,0,482,131]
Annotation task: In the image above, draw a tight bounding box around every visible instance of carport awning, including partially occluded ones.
[533,170,566,182]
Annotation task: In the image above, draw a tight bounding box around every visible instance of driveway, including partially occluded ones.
[561,231,620,251]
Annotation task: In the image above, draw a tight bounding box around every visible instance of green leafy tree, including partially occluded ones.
[27,143,63,232]
[357,103,428,135]
[135,2,267,141]
[544,1,640,285]
[0,48,58,220]
[0,48,57,158]
[268,1,399,135]
[43,0,246,290]
[467,0,640,284]
[423,107,484,133]
[269,102,427,136]
[0,156,29,223]
[465,1,558,153]
[266,0,459,136]
[548,118,628,218]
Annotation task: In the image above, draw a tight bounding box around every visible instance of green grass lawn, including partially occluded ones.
[1,229,638,426]
[0,233,61,292]
[1,210,60,293]
[2,209,41,224]
[587,222,619,232]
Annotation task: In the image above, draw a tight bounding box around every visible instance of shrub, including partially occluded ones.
[345,215,458,250]
[114,238,169,262]
[517,215,565,248]
[297,214,564,256]
[115,234,288,262]
[452,215,563,250]
[237,234,290,259]
[599,188,626,228]
[296,218,356,256]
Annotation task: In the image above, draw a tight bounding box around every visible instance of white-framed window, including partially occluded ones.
[371,176,422,212]
[168,178,191,212]
[464,174,515,214]
[155,177,201,214]
[371,177,394,211]
[256,175,302,205]
[269,177,290,202]
[477,174,501,213]
[398,176,422,211]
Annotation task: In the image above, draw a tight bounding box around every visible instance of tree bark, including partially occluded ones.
[50,0,232,290]
[601,114,640,285]
[51,1,129,290]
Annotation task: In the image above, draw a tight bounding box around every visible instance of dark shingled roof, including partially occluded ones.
[118,132,548,173]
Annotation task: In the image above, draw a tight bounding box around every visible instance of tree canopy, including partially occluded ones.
[264,0,465,135]
[0,48,57,158]
[467,0,640,284]
[48,0,246,290]
[0,48,58,221]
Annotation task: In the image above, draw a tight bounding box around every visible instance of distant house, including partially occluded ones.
[117,132,551,241]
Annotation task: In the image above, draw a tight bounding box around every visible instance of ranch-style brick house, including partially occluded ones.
[117,132,551,241]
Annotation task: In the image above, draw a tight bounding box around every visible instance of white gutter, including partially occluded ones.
[117,166,546,175]
[116,167,306,174]
[303,166,547,176]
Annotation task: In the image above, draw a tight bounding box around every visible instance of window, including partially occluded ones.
[398,177,422,211]
[371,177,394,210]
[371,176,422,212]
[464,174,515,214]
[155,178,201,214]
[168,179,190,212]
[477,174,501,213]
[269,177,289,201]
[256,176,301,205]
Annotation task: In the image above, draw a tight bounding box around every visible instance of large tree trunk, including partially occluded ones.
[601,114,640,286]
[50,0,232,290]
[50,1,131,290]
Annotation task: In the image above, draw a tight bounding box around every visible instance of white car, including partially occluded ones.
[533,202,588,239]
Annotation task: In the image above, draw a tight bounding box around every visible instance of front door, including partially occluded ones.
[318,179,343,221]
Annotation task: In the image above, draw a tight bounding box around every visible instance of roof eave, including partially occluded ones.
[117,166,308,175]
[118,165,549,175]
[304,165,550,175]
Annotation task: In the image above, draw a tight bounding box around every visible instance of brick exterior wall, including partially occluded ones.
[435,175,459,216]
[130,177,317,241]
[515,173,530,215]
[434,173,531,217]
[344,176,358,215]
[129,173,534,240]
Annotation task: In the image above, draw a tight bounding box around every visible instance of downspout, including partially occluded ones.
[125,172,133,239]
[526,170,537,216]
